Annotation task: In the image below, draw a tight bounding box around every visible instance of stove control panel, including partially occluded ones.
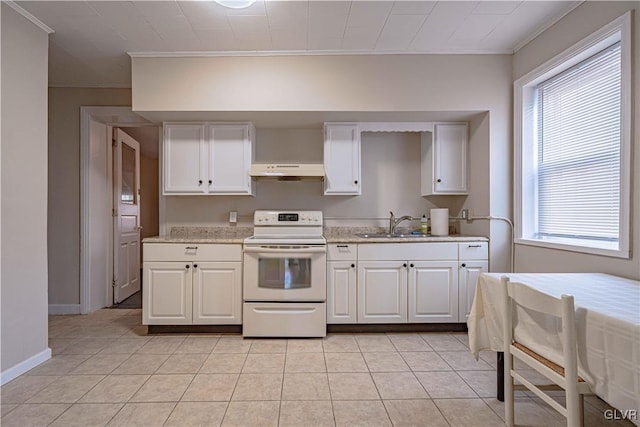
[254,210,323,226]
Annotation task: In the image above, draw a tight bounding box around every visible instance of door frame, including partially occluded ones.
[80,106,162,314]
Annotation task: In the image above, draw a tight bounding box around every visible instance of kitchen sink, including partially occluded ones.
[356,233,430,238]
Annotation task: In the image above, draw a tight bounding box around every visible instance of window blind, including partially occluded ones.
[536,42,621,243]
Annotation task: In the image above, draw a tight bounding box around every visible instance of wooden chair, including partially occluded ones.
[501,276,591,427]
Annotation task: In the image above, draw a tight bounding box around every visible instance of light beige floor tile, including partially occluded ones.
[111,354,169,375]
[25,355,90,376]
[60,338,113,355]
[48,338,79,355]
[26,375,104,403]
[1,375,58,404]
[107,402,175,426]
[414,371,477,398]
[136,336,185,354]
[213,337,252,353]
[242,353,285,373]
[281,373,331,400]
[200,353,247,373]
[78,374,149,403]
[173,336,219,354]
[435,398,505,427]
[439,351,493,370]
[458,370,498,398]
[384,399,450,427]
[478,350,499,368]
[387,333,433,351]
[285,352,326,372]
[452,333,471,348]
[49,403,123,426]
[420,333,468,351]
[322,335,360,353]
[222,401,279,427]
[354,335,395,352]
[1,404,18,417]
[483,397,565,426]
[249,339,287,354]
[156,353,207,374]
[231,373,283,401]
[129,374,193,402]
[371,372,428,399]
[401,351,452,371]
[181,374,238,401]
[98,338,150,354]
[165,401,228,427]
[279,400,335,427]
[363,352,410,372]
[328,373,380,400]
[286,339,324,353]
[325,352,368,373]
[0,403,70,427]
[70,353,129,375]
[332,400,392,426]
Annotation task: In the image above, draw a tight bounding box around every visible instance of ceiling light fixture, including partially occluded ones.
[213,0,257,9]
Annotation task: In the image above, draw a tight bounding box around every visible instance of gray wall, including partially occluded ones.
[512,2,640,279]
[1,4,50,378]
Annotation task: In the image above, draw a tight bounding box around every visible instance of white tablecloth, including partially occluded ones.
[468,273,640,424]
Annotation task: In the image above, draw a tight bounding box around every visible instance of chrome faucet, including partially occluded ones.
[389,211,413,235]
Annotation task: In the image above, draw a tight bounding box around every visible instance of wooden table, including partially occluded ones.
[467,273,640,425]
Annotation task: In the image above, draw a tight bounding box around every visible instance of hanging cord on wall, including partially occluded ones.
[450,215,515,273]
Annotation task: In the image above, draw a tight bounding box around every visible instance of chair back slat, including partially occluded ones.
[507,280,564,317]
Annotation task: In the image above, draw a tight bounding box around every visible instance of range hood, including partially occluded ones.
[249,163,325,181]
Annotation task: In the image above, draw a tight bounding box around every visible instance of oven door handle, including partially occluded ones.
[244,246,326,254]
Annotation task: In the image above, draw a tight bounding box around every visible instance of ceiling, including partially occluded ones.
[13,1,581,88]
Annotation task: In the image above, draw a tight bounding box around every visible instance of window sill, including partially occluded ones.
[515,237,630,259]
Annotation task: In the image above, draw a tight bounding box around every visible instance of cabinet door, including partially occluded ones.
[458,260,488,322]
[208,124,254,195]
[193,262,242,324]
[163,124,207,194]
[408,261,458,323]
[433,123,467,194]
[324,124,361,195]
[143,262,192,324]
[357,261,407,323]
[327,261,357,324]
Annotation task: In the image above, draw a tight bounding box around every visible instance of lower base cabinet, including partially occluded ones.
[357,261,407,323]
[143,244,242,325]
[408,261,459,323]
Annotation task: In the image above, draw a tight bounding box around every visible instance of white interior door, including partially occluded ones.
[113,128,141,303]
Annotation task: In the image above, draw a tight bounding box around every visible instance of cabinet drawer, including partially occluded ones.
[144,243,242,262]
[358,243,457,261]
[458,242,488,260]
[327,243,357,261]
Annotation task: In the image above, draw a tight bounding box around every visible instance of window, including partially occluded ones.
[515,12,631,258]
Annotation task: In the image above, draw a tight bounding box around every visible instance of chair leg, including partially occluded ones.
[566,386,581,427]
[578,394,584,427]
[504,356,514,427]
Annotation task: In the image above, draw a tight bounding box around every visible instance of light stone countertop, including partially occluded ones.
[142,226,253,244]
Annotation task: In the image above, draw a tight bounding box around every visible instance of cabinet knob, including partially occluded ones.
[354,180,358,184]
[351,264,355,268]
[461,263,466,268]
[403,263,407,268]
[193,264,198,269]
[208,180,212,185]
[436,178,442,183]
[410,263,414,268]
[185,264,190,269]
[198,180,203,185]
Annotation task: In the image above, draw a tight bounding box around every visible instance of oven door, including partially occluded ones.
[243,245,326,301]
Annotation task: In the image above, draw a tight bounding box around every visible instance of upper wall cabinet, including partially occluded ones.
[163,122,255,196]
[421,123,468,195]
[324,123,361,195]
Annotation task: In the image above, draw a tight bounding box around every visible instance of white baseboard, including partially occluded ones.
[1,348,52,385]
[48,304,81,315]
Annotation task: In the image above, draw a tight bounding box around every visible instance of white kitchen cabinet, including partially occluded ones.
[358,261,407,323]
[421,123,468,195]
[163,122,255,195]
[324,123,361,195]
[408,261,459,323]
[458,242,489,321]
[327,244,357,324]
[143,243,243,325]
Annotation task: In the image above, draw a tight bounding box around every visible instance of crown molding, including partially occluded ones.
[4,1,54,34]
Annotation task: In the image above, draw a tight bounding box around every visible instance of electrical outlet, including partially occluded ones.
[229,211,237,223]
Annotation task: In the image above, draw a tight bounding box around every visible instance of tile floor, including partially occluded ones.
[1,309,635,426]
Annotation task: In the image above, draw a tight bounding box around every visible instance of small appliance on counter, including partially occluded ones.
[242,210,326,337]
